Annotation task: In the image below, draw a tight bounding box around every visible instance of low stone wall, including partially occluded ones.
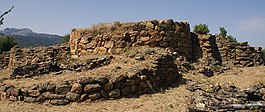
[8,44,70,78]
[0,51,10,69]
[191,33,264,67]
[70,19,192,59]
[216,37,264,67]
[0,52,179,105]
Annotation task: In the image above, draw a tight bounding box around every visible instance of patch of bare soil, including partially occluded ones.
[0,66,264,112]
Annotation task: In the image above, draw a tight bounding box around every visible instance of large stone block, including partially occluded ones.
[84,84,101,93]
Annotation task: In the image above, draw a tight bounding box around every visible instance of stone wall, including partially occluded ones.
[216,37,264,67]
[191,33,264,67]
[0,51,10,69]
[8,44,70,78]
[0,50,179,105]
[70,19,192,59]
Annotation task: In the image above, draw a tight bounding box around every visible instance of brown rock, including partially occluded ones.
[89,92,101,100]
[10,88,19,97]
[42,92,65,99]
[55,84,71,94]
[139,82,148,90]
[80,93,89,101]
[77,77,96,84]
[140,37,150,42]
[84,84,101,93]
[71,83,82,94]
[125,79,135,86]
[99,90,109,98]
[108,89,121,98]
[121,87,131,96]
[28,90,41,97]
[66,92,80,102]
[130,85,138,93]
[95,76,109,84]
[9,95,17,101]
[102,81,113,91]
[111,75,125,83]
[0,91,7,101]
[50,99,70,105]
[24,97,38,103]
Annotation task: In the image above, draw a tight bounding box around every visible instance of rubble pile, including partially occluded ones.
[188,81,265,111]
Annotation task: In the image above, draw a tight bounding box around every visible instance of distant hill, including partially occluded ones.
[0,28,62,47]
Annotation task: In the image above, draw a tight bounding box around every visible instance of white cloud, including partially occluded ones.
[238,16,265,32]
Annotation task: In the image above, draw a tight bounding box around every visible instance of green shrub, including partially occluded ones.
[60,34,70,43]
[219,27,227,37]
[0,35,17,52]
[193,24,210,34]
[226,35,238,43]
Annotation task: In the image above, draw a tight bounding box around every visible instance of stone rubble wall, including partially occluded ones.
[0,54,179,105]
[191,33,264,67]
[0,51,10,69]
[216,37,264,67]
[8,44,70,78]
[70,19,192,59]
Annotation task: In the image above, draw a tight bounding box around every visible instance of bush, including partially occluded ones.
[193,24,210,34]
[226,35,238,43]
[219,27,227,37]
[0,35,17,52]
[61,34,70,43]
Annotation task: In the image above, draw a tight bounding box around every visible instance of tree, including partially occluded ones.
[193,24,210,34]
[219,27,227,37]
[0,35,17,52]
[0,6,14,27]
[60,34,70,43]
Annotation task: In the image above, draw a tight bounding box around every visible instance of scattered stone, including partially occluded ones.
[88,92,101,100]
[28,90,41,97]
[55,83,71,94]
[102,82,113,91]
[50,99,70,105]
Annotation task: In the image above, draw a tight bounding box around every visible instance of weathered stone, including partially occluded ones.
[111,75,125,83]
[99,90,109,98]
[10,88,19,97]
[24,97,38,103]
[140,75,148,81]
[55,84,71,94]
[28,90,41,97]
[139,82,148,90]
[84,84,101,93]
[77,77,96,84]
[80,93,89,101]
[42,92,65,99]
[9,95,17,101]
[50,99,70,105]
[130,85,138,93]
[121,87,131,96]
[114,82,125,89]
[46,83,56,92]
[0,91,7,100]
[70,83,82,94]
[102,81,113,91]
[95,76,109,84]
[88,92,101,100]
[125,79,135,86]
[108,89,121,98]
[66,92,80,102]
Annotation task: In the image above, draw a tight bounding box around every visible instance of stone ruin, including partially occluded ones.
[0,19,264,106]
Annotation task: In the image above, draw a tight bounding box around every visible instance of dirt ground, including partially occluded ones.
[0,66,265,112]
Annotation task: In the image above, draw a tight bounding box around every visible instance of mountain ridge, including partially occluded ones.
[0,28,62,47]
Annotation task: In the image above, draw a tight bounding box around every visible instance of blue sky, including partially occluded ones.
[0,0,265,47]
